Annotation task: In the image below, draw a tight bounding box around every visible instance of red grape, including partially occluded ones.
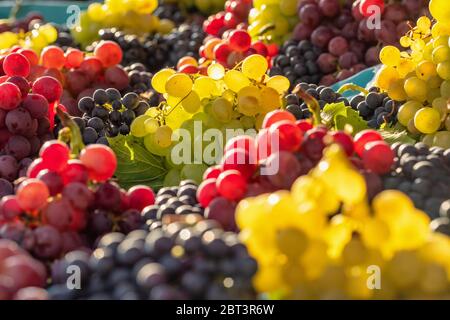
[359,0,385,17]
[79,144,117,182]
[299,4,322,27]
[216,170,247,201]
[269,120,303,152]
[17,49,39,66]
[3,53,30,77]
[262,110,296,129]
[61,160,89,184]
[94,40,123,68]
[228,30,251,52]
[21,93,49,119]
[329,131,355,156]
[16,178,49,212]
[64,48,84,69]
[127,185,156,211]
[362,141,394,174]
[32,76,62,103]
[353,129,383,157]
[0,82,22,110]
[203,165,222,180]
[319,0,340,17]
[221,148,257,179]
[39,140,70,172]
[41,46,65,70]
[197,178,218,207]
[43,198,74,231]
[6,76,30,98]
[328,36,349,56]
[37,170,64,196]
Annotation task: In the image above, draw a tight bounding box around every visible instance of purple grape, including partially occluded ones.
[337,69,355,81]
[204,197,237,231]
[357,19,376,42]
[339,51,359,69]
[375,20,398,45]
[95,182,121,211]
[33,225,62,259]
[62,182,94,210]
[0,178,13,197]
[37,170,64,196]
[365,46,381,66]
[22,93,49,119]
[266,151,302,190]
[5,135,31,160]
[0,109,6,128]
[292,23,314,41]
[350,40,366,60]
[5,108,33,136]
[299,4,322,27]
[311,26,334,48]
[383,3,408,23]
[318,0,340,17]
[317,53,337,73]
[118,209,141,233]
[0,155,19,181]
[342,22,358,39]
[328,36,349,56]
[402,0,423,15]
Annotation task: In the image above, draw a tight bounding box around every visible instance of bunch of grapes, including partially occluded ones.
[284,83,350,121]
[0,51,68,187]
[202,0,252,37]
[124,63,162,107]
[237,144,450,299]
[0,239,48,300]
[129,54,290,186]
[71,0,174,47]
[270,40,323,87]
[248,0,299,44]
[58,89,151,146]
[376,13,450,148]
[293,0,429,85]
[154,1,186,25]
[48,217,257,300]
[0,21,60,53]
[384,142,450,222]
[196,109,395,231]
[0,135,156,262]
[349,87,400,128]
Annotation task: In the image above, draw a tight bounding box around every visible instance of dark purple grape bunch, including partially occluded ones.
[154,2,186,25]
[383,142,450,225]
[349,87,399,128]
[270,39,323,88]
[48,219,258,300]
[284,83,350,120]
[123,63,162,106]
[141,180,204,222]
[57,88,151,146]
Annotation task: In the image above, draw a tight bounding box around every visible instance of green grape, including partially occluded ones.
[407,119,421,135]
[279,0,298,16]
[397,100,423,127]
[437,61,450,80]
[432,97,449,120]
[421,133,435,147]
[224,70,251,93]
[130,115,150,137]
[380,46,401,67]
[440,80,450,98]
[414,107,442,134]
[432,45,450,64]
[193,76,218,98]
[211,97,233,123]
[427,75,443,89]
[205,113,222,128]
[433,35,449,48]
[165,73,193,97]
[144,118,159,134]
[427,87,441,103]
[163,168,181,187]
[154,125,173,148]
[191,112,209,123]
[180,163,208,184]
[432,131,450,148]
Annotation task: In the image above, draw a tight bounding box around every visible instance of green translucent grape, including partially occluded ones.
[432,131,450,148]
[163,168,181,187]
[180,163,208,184]
[130,115,150,137]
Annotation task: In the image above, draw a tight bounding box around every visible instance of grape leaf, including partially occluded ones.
[322,102,368,135]
[108,135,168,190]
[378,124,416,145]
[321,102,347,125]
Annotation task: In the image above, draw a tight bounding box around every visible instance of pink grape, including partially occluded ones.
[216,170,247,201]
[362,141,394,174]
[79,144,117,182]
[127,185,156,211]
[39,140,70,172]
[3,53,30,77]
[16,179,49,212]
[197,178,218,207]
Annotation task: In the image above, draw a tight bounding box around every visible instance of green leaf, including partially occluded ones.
[108,135,168,190]
[379,129,416,145]
[321,102,347,124]
[334,108,369,134]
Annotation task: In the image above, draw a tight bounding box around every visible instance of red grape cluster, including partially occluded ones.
[203,0,252,37]
[0,140,156,262]
[0,51,65,190]
[293,0,429,85]
[0,239,48,300]
[197,110,395,230]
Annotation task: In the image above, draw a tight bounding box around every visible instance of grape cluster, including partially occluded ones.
[203,0,252,37]
[350,87,399,128]
[0,140,154,262]
[292,0,429,85]
[48,218,257,300]
[384,142,450,221]
[284,83,350,120]
[270,40,323,87]
[0,239,48,300]
[64,89,151,146]
[124,63,162,106]
[154,2,186,25]
[142,180,204,222]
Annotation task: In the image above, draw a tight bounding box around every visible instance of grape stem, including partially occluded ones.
[56,107,85,156]
[337,84,369,96]
[292,84,322,125]
[9,0,22,20]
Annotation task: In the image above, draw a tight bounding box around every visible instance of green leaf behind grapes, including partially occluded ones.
[321,102,368,135]
[108,135,168,190]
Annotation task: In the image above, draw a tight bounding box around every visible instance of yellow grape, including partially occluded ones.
[422,133,436,146]
[440,80,450,98]
[223,70,251,93]
[211,97,233,123]
[433,35,449,48]
[433,131,450,148]
[375,66,399,90]
[387,79,407,101]
[260,86,281,113]
[446,115,450,130]
[207,63,225,80]
[379,46,400,67]
[429,0,450,24]
[266,75,290,94]
[151,68,176,93]
[416,16,431,33]
[241,54,268,81]
[404,77,427,102]
[437,61,450,80]
[165,73,193,97]
[432,45,450,64]
[276,228,308,258]
[130,115,150,137]
[428,75,443,89]
[413,107,442,134]
[181,91,201,113]
[427,87,441,103]
[87,3,107,22]
[154,125,173,148]
[416,61,437,81]
[423,42,434,61]
[399,36,411,48]
[39,24,58,43]
[144,118,159,134]
[432,97,448,120]
[407,119,421,135]
[385,251,423,290]
[396,59,414,78]
[193,76,218,98]
[237,86,261,116]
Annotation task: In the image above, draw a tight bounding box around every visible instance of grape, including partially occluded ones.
[41,46,66,70]
[228,30,251,52]
[216,170,247,201]
[39,140,69,172]
[204,197,237,231]
[362,141,395,174]
[127,186,156,211]
[32,76,62,103]
[3,53,31,77]
[311,26,334,48]
[0,82,22,110]
[5,135,31,160]
[37,170,63,196]
[79,144,117,182]
[317,53,337,74]
[16,179,49,212]
[33,225,62,259]
[413,108,441,134]
[22,94,49,119]
[0,178,13,197]
[299,4,322,27]
[197,179,218,207]
[328,36,349,56]
[319,0,340,17]
[0,155,19,181]
[62,183,94,211]
[94,41,123,68]
[241,55,268,81]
